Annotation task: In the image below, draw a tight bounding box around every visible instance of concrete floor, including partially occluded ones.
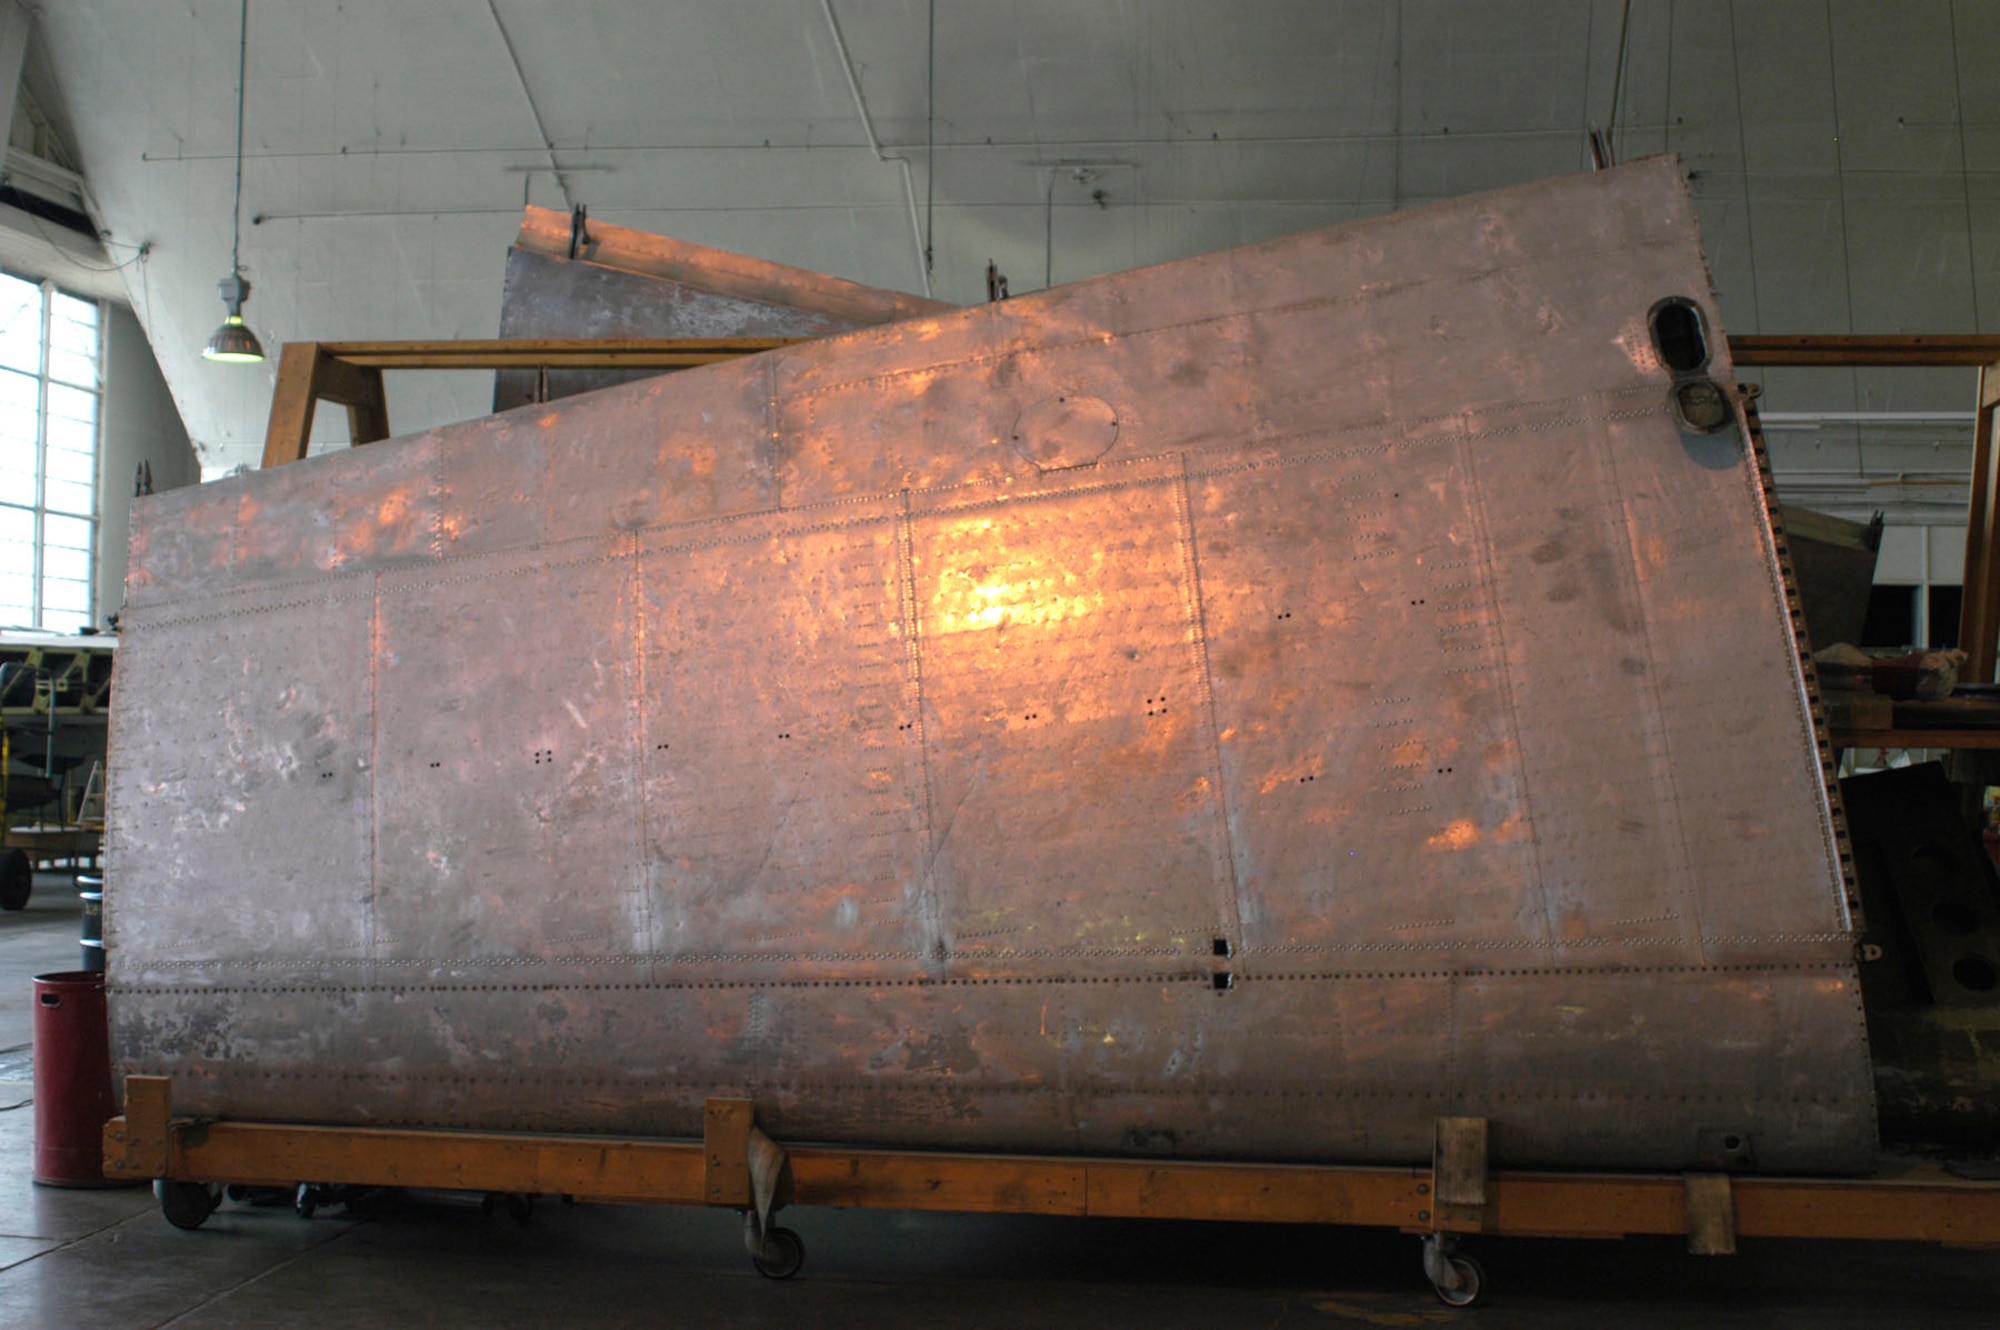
[3,873,1999,1327]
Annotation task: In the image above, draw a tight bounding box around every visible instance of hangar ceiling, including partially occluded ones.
[26,0,2000,484]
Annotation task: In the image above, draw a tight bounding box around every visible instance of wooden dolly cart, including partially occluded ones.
[103,1076,2000,1306]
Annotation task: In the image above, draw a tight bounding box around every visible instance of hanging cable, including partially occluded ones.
[228,0,247,278]
[924,0,935,276]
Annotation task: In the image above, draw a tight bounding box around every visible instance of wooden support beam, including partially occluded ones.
[1430,1117,1489,1233]
[101,1074,172,1181]
[702,1098,753,1208]
[1082,1160,1429,1228]
[257,338,808,467]
[1685,1173,1738,1255]
[1730,335,2000,366]
[1829,728,2000,750]
[95,1076,2000,1248]
[260,342,325,468]
[1964,364,2000,683]
[314,337,806,369]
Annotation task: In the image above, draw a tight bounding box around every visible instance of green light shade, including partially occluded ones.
[202,314,264,364]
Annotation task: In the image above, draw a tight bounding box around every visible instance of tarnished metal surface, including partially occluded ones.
[494,206,954,412]
[107,159,1877,1172]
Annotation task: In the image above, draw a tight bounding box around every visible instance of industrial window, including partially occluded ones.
[0,272,101,632]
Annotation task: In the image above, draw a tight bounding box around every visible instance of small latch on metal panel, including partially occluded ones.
[1430,1116,1489,1233]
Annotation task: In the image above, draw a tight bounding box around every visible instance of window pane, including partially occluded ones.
[46,415,90,456]
[0,575,31,625]
[45,444,92,483]
[41,575,88,612]
[39,606,87,633]
[46,383,95,428]
[42,544,87,582]
[49,350,95,389]
[50,293,97,343]
[43,513,90,551]
[45,477,92,516]
[0,450,31,506]
[0,275,40,374]
[49,298,98,388]
[0,503,31,547]
[0,367,36,439]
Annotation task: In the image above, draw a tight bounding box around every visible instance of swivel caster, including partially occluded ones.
[1420,1232,1487,1308]
[157,1180,220,1231]
[742,1211,805,1280]
[295,1182,347,1218]
[480,1192,535,1224]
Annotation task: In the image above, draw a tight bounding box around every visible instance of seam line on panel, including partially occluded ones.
[1171,458,1242,938]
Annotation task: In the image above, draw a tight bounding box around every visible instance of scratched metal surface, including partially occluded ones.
[107,159,1877,1172]
[490,249,857,412]
[493,205,956,413]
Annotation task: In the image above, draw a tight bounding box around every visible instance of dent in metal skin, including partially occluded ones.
[107,159,1877,1173]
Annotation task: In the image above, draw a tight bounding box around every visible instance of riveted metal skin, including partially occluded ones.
[107,158,1877,1173]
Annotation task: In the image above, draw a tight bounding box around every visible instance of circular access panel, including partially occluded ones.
[1010,394,1119,470]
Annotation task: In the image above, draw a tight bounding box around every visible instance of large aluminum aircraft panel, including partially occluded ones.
[492,205,955,412]
[107,159,1876,1173]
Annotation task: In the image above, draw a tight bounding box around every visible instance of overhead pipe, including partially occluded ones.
[820,0,932,298]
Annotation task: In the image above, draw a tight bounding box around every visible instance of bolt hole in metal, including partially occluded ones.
[1212,972,1234,991]
[1212,938,1232,958]
[1954,956,1998,993]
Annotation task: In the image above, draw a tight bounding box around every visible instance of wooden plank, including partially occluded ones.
[311,350,391,406]
[1830,729,2000,750]
[319,337,804,354]
[1730,335,2000,366]
[789,1149,1086,1216]
[1431,1116,1488,1233]
[702,1098,753,1207]
[260,342,324,468]
[312,337,807,370]
[1734,1175,2000,1244]
[1480,1172,1685,1238]
[106,1097,2000,1249]
[1084,1160,1429,1227]
[1965,367,2000,682]
[341,366,390,445]
[169,1121,707,1201]
[101,1075,173,1180]
[1685,1173,1738,1255]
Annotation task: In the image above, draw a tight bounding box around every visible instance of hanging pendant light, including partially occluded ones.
[202,0,263,364]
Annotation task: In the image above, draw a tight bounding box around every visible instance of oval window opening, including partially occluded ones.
[1650,298,1709,374]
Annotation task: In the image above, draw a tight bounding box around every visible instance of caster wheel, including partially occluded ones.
[158,1180,218,1231]
[504,1193,534,1225]
[0,849,30,911]
[751,1226,805,1281]
[225,1185,250,1203]
[1431,1254,1487,1308]
[295,1183,318,1219]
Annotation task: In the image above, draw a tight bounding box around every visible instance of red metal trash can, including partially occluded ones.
[32,970,126,1187]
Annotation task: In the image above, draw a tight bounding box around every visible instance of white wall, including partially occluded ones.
[29,1,2000,479]
[95,301,196,624]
